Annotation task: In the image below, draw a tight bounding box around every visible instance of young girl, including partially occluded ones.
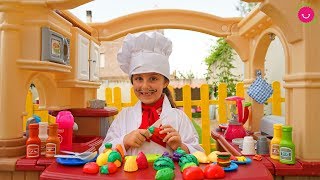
[99,32,204,155]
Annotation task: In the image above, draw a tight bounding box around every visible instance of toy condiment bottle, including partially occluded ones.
[38,122,48,156]
[270,124,282,160]
[279,126,295,164]
[45,123,60,158]
[56,111,74,151]
[26,124,41,158]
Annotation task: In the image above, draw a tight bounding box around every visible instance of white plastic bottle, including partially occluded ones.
[38,122,48,156]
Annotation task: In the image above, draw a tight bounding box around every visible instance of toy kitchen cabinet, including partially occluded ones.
[56,27,101,88]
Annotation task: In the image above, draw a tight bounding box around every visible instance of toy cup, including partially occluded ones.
[241,136,256,155]
[257,136,269,155]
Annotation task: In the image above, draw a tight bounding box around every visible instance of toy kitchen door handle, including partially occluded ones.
[211,131,242,156]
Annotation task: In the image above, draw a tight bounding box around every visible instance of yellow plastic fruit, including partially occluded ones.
[192,151,210,163]
[96,149,112,166]
[123,156,138,172]
[236,156,247,162]
[208,151,220,162]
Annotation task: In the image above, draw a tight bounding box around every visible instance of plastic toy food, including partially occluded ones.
[100,165,108,174]
[153,156,175,170]
[192,151,210,163]
[180,162,197,172]
[162,151,172,159]
[236,156,247,162]
[83,162,99,174]
[204,164,225,179]
[178,154,199,167]
[124,156,138,172]
[115,144,125,158]
[107,151,122,167]
[216,152,231,167]
[182,166,204,180]
[148,126,167,140]
[100,163,118,174]
[155,167,175,180]
[96,152,110,166]
[253,154,263,161]
[172,147,186,162]
[103,143,112,153]
[136,152,148,169]
[208,151,219,162]
[125,154,161,162]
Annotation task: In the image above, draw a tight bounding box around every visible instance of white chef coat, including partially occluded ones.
[99,95,204,155]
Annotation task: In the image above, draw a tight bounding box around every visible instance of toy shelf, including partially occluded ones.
[17,59,72,73]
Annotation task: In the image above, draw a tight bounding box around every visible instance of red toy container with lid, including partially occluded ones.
[56,111,74,151]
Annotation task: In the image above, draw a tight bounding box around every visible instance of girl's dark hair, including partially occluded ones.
[130,76,176,108]
[163,85,176,108]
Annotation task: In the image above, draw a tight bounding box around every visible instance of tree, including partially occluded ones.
[204,1,259,98]
[204,38,241,98]
[236,1,259,17]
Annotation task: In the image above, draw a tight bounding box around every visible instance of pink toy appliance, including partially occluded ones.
[56,111,74,151]
[224,96,251,141]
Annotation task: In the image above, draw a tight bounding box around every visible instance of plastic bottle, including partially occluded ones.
[26,124,41,158]
[38,122,48,156]
[56,111,74,151]
[279,126,295,164]
[46,123,60,158]
[270,124,282,160]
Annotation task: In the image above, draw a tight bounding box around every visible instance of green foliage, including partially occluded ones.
[191,119,215,151]
[205,38,241,98]
[175,70,195,80]
[236,1,259,17]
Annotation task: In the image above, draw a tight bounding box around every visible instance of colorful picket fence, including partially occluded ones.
[105,81,285,154]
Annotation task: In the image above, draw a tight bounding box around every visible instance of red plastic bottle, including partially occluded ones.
[26,124,41,158]
[56,111,74,151]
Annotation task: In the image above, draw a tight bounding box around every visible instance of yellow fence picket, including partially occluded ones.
[114,87,122,111]
[105,88,113,106]
[182,85,192,120]
[236,82,244,98]
[218,83,227,124]
[200,84,210,154]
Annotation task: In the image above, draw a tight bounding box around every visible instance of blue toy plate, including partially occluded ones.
[231,157,252,165]
[223,162,238,172]
[56,155,97,166]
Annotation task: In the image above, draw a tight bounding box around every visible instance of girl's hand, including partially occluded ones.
[160,125,182,151]
[123,129,151,150]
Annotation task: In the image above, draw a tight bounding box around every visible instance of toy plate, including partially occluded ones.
[223,162,238,171]
[56,155,97,166]
[231,157,252,164]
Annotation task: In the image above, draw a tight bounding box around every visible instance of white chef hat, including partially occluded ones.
[117,32,172,79]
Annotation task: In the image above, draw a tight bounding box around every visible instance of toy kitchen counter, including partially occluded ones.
[211,130,320,179]
[40,158,272,180]
[51,107,118,137]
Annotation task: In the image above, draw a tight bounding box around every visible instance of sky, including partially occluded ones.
[70,0,241,78]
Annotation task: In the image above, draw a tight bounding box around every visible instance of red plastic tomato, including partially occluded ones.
[182,166,204,180]
[83,162,99,174]
[107,162,118,174]
[136,152,148,169]
[204,164,225,179]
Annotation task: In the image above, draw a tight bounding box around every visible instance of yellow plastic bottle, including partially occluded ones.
[270,124,282,160]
